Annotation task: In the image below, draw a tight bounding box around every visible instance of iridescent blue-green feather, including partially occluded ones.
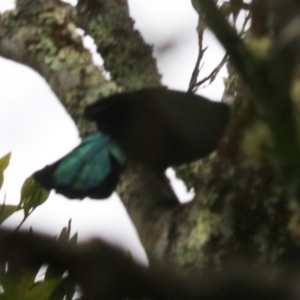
[33,133,127,199]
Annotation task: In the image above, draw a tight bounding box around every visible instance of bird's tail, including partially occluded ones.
[33,133,127,199]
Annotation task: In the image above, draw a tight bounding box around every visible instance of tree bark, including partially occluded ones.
[2,0,300,272]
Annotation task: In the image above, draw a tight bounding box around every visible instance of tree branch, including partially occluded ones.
[0,0,118,136]
[76,0,162,90]
[193,0,300,170]
[0,0,177,257]
[0,229,298,300]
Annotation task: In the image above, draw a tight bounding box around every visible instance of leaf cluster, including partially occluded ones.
[0,153,78,299]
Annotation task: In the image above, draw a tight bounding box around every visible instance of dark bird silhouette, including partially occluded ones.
[33,88,230,200]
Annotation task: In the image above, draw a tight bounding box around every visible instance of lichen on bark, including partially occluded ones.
[76,0,161,90]
[2,0,300,275]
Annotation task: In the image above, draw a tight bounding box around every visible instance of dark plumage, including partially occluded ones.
[33,88,230,200]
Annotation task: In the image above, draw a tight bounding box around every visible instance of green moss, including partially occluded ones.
[39,7,69,25]
[246,37,271,59]
[188,209,222,249]
[241,121,274,168]
[84,5,161,89]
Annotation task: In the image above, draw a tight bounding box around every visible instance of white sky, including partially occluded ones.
[0,0,226,263]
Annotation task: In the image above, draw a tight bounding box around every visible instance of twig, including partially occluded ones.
[191,54,228,93]
[239,11,251,36]
[188,17,207,93]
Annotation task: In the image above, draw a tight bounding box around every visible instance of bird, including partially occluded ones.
[33,87,230,200]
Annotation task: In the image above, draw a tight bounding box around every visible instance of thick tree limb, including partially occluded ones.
[76,0,162,90]
[0,0,118,135]
[0,229,299,300]
[75,0,178,254]
[0,0,176,258]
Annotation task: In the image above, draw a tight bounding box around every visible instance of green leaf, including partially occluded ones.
[45,221,77,281]
[0,205,20,224]
[0,153,11,174]
[20,271,40,298]
[20,177,50,216]
[58,219,73,242]
[70,232,78,245]
[0,153,11,190]
[0,276,21,300]
[48,278,76,300]
[44,263,65,281]
[24,278,62,300]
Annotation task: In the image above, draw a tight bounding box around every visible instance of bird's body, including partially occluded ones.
[86,88,229,168]
[33,88,230,200]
